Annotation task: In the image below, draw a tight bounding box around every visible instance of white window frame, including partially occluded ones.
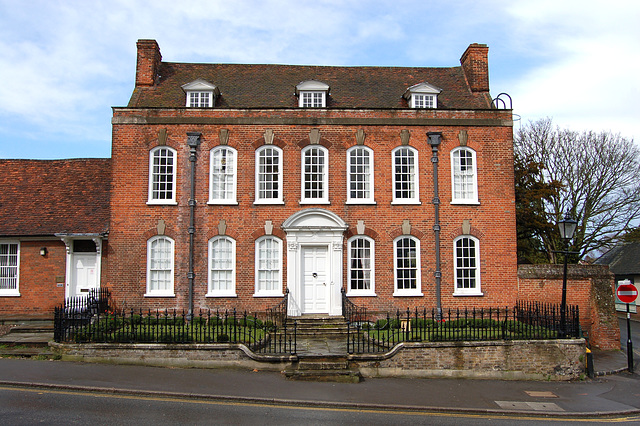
[145,236,175,297]
[254,236,283,297]
[186,91,213,108]
[346,146,375,204]
[453,236,482,296]
[147,146,177,205]
[411,93,436,109]
[347,236,375,296]
[300,145,329,204]
[393,236,422,296]
[299,91,326,108]
[255,146,284,204]
[207,236,237,297]
[451,147,479,204]
[209,146,238,205]
[391,146,420,205]
[0,241,20,296]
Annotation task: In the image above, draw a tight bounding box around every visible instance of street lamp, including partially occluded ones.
[558,214,577,338]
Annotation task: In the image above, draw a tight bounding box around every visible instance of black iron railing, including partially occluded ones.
[347,301,580,354]
[54,307,296,354]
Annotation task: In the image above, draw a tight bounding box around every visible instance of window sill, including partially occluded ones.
[254,200,284,205]
[206,293,238,298]
[391,200,421,206]
[453,291,484,297]
[299,200,330,205]
[346,292,377,297]
[0,292,20,297]
[146,201,178,206]
[144,292,176,297]
[208,200,238,206]
[393,292,424,297]
[345,200,376,205]
[450,200,480,206]
[253,293,285,298]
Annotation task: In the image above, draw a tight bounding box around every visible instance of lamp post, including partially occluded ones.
[558,214,577,338]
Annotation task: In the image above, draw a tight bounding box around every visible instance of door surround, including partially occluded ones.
[282,209,347,316]
[59,236,103,299]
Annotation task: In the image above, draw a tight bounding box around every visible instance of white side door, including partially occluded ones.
[70,253,98,298]
[302,246,329,314]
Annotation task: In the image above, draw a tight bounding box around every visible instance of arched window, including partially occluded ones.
[208,236,236,297]
[255,236,283,296]
[451,147,478,204]
[347,146,374,204]
[255,146,283,204]
[209,146,237,204]
[453,236,482,295]
[393,236,422,296]
[146,236,174,296]
[148,146,177,204]
[392,147,419,204]
[347,236,375,295]
[301,145,329,203]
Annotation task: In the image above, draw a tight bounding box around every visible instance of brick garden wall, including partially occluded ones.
[52,339,585,380]
[517,264,620,350]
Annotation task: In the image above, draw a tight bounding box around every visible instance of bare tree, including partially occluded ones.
[515,118,640,262]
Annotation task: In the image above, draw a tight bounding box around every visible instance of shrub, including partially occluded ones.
[239,316,263,328]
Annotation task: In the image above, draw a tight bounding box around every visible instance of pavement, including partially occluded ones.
[0,351,638,418]
[1,319,639,418]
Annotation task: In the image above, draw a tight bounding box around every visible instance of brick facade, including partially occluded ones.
[106,40,518,315]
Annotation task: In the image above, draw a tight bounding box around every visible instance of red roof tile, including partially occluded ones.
[128,62,492,110]
[0,159,110,237]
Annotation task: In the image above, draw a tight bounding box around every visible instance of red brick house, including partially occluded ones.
[0,159,110,318]
[106,40,517,317]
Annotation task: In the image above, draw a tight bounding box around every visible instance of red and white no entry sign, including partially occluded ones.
[617,283,638,304]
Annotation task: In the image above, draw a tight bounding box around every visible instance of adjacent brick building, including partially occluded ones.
[106,40,517,316]
[0,159,110,318]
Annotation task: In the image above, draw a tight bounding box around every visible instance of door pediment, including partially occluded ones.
[282,208,348,232]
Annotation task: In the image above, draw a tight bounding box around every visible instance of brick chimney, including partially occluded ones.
[135,39,162,87]
[460,43,489,93]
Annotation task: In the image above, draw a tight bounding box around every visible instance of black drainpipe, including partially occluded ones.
[186,132,201,320]
[427,132,443,320]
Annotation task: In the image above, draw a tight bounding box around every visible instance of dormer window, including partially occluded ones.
[296,80,329,108]
[182,79,220,108]
[403,82,442,109]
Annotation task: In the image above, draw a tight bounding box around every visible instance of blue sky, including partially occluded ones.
[1,0,638,159]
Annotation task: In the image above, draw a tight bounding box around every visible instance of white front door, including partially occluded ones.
[70,253,98,297]
[302,246,329,314]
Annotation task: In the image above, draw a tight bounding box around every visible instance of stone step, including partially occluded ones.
[284,368,362,383]
[297,360,349,370]
[0,332,54,347]
[9,324,55,334]
[284,355,361,382]
[0,346,56,358]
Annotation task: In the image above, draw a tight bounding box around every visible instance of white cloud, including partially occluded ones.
[502,0,640,141]
[0,0,638,158]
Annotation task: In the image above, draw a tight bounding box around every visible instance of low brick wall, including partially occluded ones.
[49,342,294,371]
[352,339,585,380]
[51,339,585,381]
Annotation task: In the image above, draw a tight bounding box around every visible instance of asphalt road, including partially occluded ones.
[1,385,635,426]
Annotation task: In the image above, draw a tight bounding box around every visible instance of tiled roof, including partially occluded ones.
[595,242,640,275]
[128,62,492,110]
[0,159,110,237]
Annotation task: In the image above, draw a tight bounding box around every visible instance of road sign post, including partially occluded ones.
[617,280,637,373]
